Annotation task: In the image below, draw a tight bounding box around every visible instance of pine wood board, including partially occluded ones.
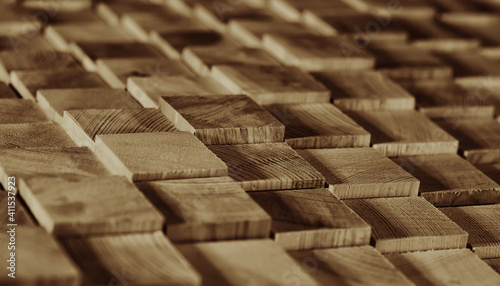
[0,99,48,124]
[0,122,76,149]
[0,82,16,98]
[297,148,420,199]
[0,191,35,227]
[440,13,500,47]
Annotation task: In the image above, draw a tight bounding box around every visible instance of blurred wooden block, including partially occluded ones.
[313,71,415,111]
[20,175,164,236]
[348,0,436,17]
[0,227,81,286]
[0,82,16,98]
[485,258,500,274]
[20,0,92,12]
[211,65,330,105]
[436,51,500,78]
[62,231,201,286]
[0,4,42,36]
[249,188,371,250]
[0,191,35,226]
[0,34,54,53]
[477,163,500,185]
[297,148,419,199]
[137,177,271,242]
[10,69,108,100]
[348,110,458,156]
[288,246,414,286]
[0,99,48,124]
[95,1,168,26]
[41,9,101,23]
[386,249,500,286]
[63,109,177,150]
[344,197,468,253]
[0,122,76,149]
[271,0,358,22]
[95,132,227,181]
[440,13,500,47]
[176,239,317,286]
[160,94,284,144]
[426,0,484,12]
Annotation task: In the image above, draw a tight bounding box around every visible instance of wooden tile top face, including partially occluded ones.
[344,197,468,254]
[0,122,76,149]
[0,50,78,76]
[73,42,161,61]
[0,99,48,124]
[249,188,371,250]
[138,177,271,242]
[440,205,500,259]
[297,148,420,199]
[94,132,228,181]
[211,65,330,105]
[160,94,285,144]
[392,155,500,206]
[440,13,500,47]
[208,143,325,191]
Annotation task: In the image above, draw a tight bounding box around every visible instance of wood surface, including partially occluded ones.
[436,51,500,78]
[485,258,500,274]
[249,188,371,250]
[344,197,468,253]
[274,0,359,21]
[94,132,228,181]
[137,177,271,242]
[454,76,500,118]
[0,99,48,124]
[159,94,285,144]
[94,1,167,26]
[440,13,500,47]
[0,122,76,149]
[0,191,35,227]
[0,82,16,98]
[207,143,325,191]
[347,0,436,17]
[477,163,500,185]
[0,34,53,52]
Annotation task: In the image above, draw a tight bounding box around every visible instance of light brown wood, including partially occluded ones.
[137,177,271,242]
[94,1,168,26]
[272,0,358,22]
[454,76,500,118]
[347,0,436,17]
[208,143,325,191]
[0,191,35,227]
[0,82,16,98]
[0,34,53,53]
[0,3,42,36]
[440,13,500,47]
[436,51,500,78]
[0,122,76,149]
[0,99,48,124]
[297,148,420,199]
[344,197,468,253]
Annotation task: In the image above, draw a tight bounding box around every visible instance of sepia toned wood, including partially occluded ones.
[0,191,35,227]
[344,197,468,254]
[137,177,272,242]
[249,188,371,250]
[271,0,358,22]
[94,132,228,182]
[435,51,500,78]
[94,1,169,26]
[0,34,54,53]
[211,65,330,105]
[159,94,285,145]
[485,258,500,274]
[0,99,48,124]
[20,0,92,12]
[297,148,420,199]
[392,154,500,206]
[440,13,500,47]
[0,3,43,36]
[0,122,76,149]
[0,82,16,98]
[62,231,201,286]
[477,163,500,185]
[347,0,436,18]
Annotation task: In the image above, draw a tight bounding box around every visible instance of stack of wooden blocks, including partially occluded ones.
[1,0,500,285]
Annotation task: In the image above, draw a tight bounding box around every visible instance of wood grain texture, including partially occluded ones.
[386,249,500,286]
[392,154,500,206]
[297,148,420,199]
[440,13,500,47]
[208,143,325,191]
[62,231,201,286]
[211,65,330,105]
[94,132,228,181]
[249,188,371,250]
[160,94,285,145]
[440,205,500,259]
[0,191,35,227]
[0,82,16,98]
[0,123,76,149]
[137,177,271,242]
[454,76,500,118]
[348,110,459,156]
[344,197,468,254]
[0,99,48,124]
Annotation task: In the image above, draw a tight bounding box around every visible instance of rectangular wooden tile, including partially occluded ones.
[0,99,48,124]
[297,148,420,199]
[436,51,500,78]
[94,1,168,26]
[137,177,271,242]
[0,34,53,52]
[344,197,468,254]
[0,122,76,149]
[348,0,436,17]
[454,76,500,118]
[269,0,358,21]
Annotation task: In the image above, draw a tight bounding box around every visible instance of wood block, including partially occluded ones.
[440,13,500,47]
[348,110,459,156]
[270,0,358,22]
[211,65,330,105]
[347,0,436,18]
[264,103,370,148]
[94,132,228,181]
[485,258,500,274]
[0,34,54,53]
[19,174,164,236]
[313,71,415,111]
[392,154,500,206]
[477,163,500,185]
[0,226,81,286]
[386,249,500,286]
[20,0,92,12]
[249,188,371,250]
[454,76,500,118]
[61,231,201,286]
[436,51,500,78]
[425,0,484,12]
[288,246,414,286]
[207,143,325,191]
[10,69,108,100]
[159,94,284,144]
[344,197,468,254]
[0,191,35,227]
[94,1,169,26]
[0,4,43,36]
[0,99,48,124]
[176,239,317,285]
[0,82,16,98]
[440,205,500,259]
[137,177,271,242]
[0,122,76,149]
[36,88,141,124]
[297,148,420,199]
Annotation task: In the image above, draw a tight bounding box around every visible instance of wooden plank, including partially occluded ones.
[0,82,16,98]
[19,174,164,236]
[440,13,500,47]
[0,34,54,53]
[211,65,330,105]
[61,231,201,286]
[0,122,76,149]
[347,0,436,18]
[137,177,272,242]
[288,246,415,286]
[347,110,459,156]
[477,163,500,185]
[270,0,358,22]
[392,154,500,206]
[20,0,92,12]
[297,148,420,199]
[159,94,285,144]
[94,1,169,26]
[249,188,371,250]
[386,249,500,286]
[344,197,468,254]
[485,258,500,274]
[436,51,500,78]
[0,99,48,124]
[0,3,42,36]
[208,142,325,191]
[94,132,228,181]
[440,205,500,259]
[0,191,35,227]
